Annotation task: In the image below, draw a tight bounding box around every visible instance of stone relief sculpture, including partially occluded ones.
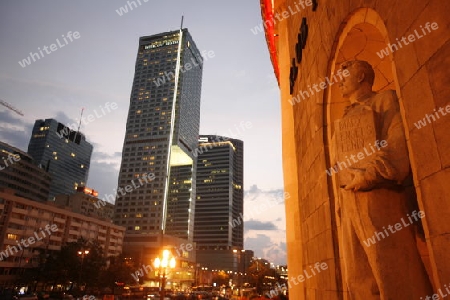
[331,60,432,299]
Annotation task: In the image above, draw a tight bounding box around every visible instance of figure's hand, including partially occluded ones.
[344,168,371,191]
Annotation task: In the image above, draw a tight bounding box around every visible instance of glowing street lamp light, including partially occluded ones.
[154,249,176,299]
[233,249,246,288]
[77,249,89,290]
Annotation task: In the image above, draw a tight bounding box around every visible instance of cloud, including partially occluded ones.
[91,150,122,164]
[86,151,122,199]
[247,184,260,194]
[243,185,287,264]
[0,74,124,102]
[0,109,32,151]
[245,184,286,203]
[245,219,278,232]
[245,234,287,265]
[264,242,287,265]
[54,111,78,127]
[86,160,120,201]
[0,107,26,125]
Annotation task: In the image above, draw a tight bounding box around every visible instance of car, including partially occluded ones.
[18,294,38,300]
[145,295,171,300]
[47,291,72,300]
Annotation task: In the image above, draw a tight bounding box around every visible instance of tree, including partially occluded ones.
[42,238,107,294]
[247,259,280,295]
[98,254,134,289]
[14,238,109,293]
[211,270,230,287]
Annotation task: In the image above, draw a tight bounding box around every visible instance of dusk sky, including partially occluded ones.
[0,1,286,264]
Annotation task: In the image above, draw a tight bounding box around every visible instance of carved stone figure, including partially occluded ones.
[332,60,432,299]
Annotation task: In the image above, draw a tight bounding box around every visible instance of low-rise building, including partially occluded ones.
[0,141,51,202]
[54,187,114,220]
[0,188,125,288]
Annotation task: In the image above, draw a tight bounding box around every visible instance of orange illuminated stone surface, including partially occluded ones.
[260,0,450,299]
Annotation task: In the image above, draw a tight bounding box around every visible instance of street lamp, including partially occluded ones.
[154,249,176,299]
[233,249,246,288]
[241,250,246,286]
[201,267,208,285]
[77,249,89,290]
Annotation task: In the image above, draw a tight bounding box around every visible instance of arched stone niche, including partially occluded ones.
[323,7,436,294]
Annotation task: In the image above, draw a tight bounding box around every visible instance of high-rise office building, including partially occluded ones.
[114,29,203,241]
[27,119,93,200]
[194,135,244,250]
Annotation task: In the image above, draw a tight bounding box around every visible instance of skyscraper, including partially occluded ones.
[194,135,244,250]
[27,119,93,200]
[114,29,203,241]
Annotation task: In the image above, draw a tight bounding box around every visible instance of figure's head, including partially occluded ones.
[338,60,375,98]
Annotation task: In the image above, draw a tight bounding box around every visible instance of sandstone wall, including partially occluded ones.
[274,0,450,299]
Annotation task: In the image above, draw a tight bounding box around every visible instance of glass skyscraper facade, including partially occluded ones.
[114,29,203,241]
[27,119,93,200]
[194,135,244,250]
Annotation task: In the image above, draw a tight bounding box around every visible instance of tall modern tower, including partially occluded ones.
[27,119,93,200]
[114,29,203,241]
[194,135,244,250]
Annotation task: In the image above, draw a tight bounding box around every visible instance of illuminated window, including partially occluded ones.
[136,110,142,114]
[7,234,18,240]
[71,153,76,157]
[134,226,140,231]
[136,213,142,218]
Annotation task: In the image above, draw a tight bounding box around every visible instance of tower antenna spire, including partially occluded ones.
[180,15,184,29]
[77,107,84,132]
